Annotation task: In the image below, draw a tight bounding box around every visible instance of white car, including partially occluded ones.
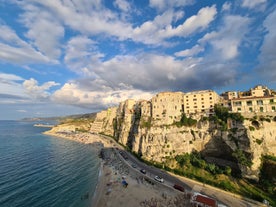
[154,176,164,183]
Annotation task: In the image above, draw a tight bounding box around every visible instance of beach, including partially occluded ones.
[44,130,191,207]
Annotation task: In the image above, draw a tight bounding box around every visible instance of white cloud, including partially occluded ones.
[52,81,154,109]
[21,5,64,59]
[114,0,131,12]
[17,109,27,113]
[24,0,133,40]
[176,5,217,36]
[0,24,52,64]
[23,78,60,100]
[222,2,231,11]
[64,35,104,73]
[257,9,276,81]
[241,0,266,9]
[199,15,250,60]
[132,5,216,44]
[0,73,27,104]
[149,0,194,11]
[174,44,204,57]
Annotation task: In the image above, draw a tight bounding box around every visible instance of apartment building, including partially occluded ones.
[183,90,221,115]
[224,85,276,113]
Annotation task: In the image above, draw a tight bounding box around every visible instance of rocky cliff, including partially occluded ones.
[91,98,276,180]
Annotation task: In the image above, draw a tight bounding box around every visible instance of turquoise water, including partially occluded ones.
[0,120,100,207]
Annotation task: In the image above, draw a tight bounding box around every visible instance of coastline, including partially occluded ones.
[43,129,192,207]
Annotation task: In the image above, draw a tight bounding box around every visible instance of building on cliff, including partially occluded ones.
[183,90,221,116]
[221,85,276,114]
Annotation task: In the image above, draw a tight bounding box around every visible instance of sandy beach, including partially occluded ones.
[44,130,192,207]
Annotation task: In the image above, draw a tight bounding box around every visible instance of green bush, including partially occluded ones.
[174,113,197,127]
[249,126,255,131]
[255,139,263,145]
[232,149,253,167]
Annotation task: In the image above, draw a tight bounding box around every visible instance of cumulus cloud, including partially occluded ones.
[222,2,231,11]
[257,9,276,81]
[0,73,28,104]
[199,15,250,60]
[149,0,194,11]
[174,44,204,57]
[52,81,154,109]
[21,5,64,59]
[114,0,131,12]
[241,0,266,9]
[132,5,216,44]
[0,24,52,64]
[64,35,103,73]
[23,0,133,39]
[23,78,60,100]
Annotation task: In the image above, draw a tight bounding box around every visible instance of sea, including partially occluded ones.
[0,120,100,207]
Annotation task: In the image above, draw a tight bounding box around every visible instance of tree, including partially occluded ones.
[175,153,190,167]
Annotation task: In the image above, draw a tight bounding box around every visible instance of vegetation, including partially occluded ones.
[208,105,244,131]
[232,149,253,167]
[255,138,263,145]
[174,113,197,127]
[140,118,152,129]
[258,155,276,205]
[167,151,274,205]
[249,126,255,131]
[214,105,245,123]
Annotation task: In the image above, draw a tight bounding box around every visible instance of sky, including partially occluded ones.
[0,0,276,120]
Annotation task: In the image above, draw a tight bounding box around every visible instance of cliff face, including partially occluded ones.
[91,98,276,179]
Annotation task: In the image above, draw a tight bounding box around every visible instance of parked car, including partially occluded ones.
[173,184,185,192]
[140,169,146,174]
[154,176,164,183]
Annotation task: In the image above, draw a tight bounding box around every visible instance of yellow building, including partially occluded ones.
[183,90,221,115]
[223,85,276,113]
[231,96,276,113]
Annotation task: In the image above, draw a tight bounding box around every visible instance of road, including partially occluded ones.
[99,134,265,207]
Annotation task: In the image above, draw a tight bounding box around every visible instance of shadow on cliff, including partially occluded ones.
[200,117,251,177]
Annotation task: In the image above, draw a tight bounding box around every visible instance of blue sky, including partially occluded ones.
[0,0,276,120]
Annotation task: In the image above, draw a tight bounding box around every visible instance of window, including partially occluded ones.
[270,99,275,103]
[209,97,213,100]
[246,101,252,106]
[237,108,241,111]
[201,98,204,100]
[202,105,205,108]
[194,106,197,108]
[193,98,197,101]
[260,107,264,112]
[272,106,275,111]
[234,101,242,106]
[249,107,253,112]
[257,100,263,105]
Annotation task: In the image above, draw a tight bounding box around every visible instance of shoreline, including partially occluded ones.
[43,129,192,207]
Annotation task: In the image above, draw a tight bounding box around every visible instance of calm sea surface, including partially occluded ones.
[0,120,100,207]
